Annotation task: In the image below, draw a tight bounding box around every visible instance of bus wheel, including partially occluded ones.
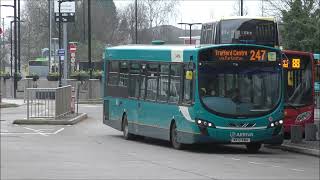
[246,143,261,153]
[122,116,133,140]
[170,122,184,150]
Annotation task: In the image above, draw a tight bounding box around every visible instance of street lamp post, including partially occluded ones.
[10,21,13,76]
[240,0,243,16]
[1,5,15,96]
[58,0,62,87]
[178,23,202,45]
[135,0,137,44]
[18,0,20,73]
[88,0,92,79]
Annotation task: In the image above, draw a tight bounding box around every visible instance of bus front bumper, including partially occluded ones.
[177,127,283,145]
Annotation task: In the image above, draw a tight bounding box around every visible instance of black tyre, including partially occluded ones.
[246,143,262,153]
[170,122,184,150]
[122,116,134,140]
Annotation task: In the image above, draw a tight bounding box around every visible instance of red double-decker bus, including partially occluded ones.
[282,50,315,136]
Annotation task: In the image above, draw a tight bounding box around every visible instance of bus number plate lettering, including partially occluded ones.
[231,138,251,143]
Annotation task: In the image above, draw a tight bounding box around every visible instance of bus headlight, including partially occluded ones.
[196,119,215,128]
[296,111,312,122]
[268,120,283,128]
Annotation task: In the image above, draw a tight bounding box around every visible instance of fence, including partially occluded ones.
[26,85,73,120]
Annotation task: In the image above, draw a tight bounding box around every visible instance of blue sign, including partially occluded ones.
[57,49,65,56]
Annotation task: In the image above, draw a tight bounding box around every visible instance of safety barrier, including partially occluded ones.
[26,85,73,120]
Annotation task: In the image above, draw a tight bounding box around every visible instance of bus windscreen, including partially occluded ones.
[284,54,313,107]
[220,19,276,46]
[198,46,282,118]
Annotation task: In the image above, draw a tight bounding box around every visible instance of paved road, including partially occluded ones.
[1,104,319,180]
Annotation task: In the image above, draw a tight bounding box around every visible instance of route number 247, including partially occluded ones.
[250,50,266,61]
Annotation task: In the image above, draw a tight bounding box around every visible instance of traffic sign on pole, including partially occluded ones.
[69,44,76,53]
[58,49,65,56]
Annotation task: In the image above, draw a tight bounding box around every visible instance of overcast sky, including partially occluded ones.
[1,0,265,29]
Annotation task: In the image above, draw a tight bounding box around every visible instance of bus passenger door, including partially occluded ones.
[128,62,141,134]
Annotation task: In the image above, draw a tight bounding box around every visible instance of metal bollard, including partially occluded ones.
[305,123,317,141]
[291,125,303,143]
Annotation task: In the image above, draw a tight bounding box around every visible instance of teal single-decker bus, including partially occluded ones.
[103,43,284,152]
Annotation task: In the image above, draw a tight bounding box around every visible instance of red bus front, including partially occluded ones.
[282,50,315,134]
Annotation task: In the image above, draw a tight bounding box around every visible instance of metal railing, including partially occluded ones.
[26,85,73,120]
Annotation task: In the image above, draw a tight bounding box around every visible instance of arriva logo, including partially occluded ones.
[230,132,254,138]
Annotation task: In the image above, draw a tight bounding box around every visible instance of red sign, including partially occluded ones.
[69,44,77,53]
[0,27,3,35]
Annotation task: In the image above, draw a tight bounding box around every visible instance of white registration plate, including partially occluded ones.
[231,138,251,143]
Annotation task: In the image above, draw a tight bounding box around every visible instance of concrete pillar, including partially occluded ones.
[2,78,14,98]
[0,78,5,99]
[88,79,101,99]
[305,123,317,141]
[291,125,303,143]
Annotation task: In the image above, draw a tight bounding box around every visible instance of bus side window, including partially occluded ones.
[169,64,182,103]
[129,62,140,98]
[146,63,159,101]
[140,63,147,99]
[158,63,169,102]
[119,62,129,87]
[108,61,119,86]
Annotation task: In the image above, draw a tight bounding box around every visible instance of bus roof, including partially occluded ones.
[107,43,280,51]
[105,44,280,62]
[283,50,313,57]
[201,16,276,25]
[220,16,276,21]
[106,44,197,51]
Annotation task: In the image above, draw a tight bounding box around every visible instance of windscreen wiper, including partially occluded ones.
[284,102,298,110]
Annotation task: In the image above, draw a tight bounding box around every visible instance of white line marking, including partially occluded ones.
[1,128,64,136]
[248,161,263,165]
[36,128,54,131]
[1,132,45,135]
[271,165,281,168]
[53,128,64,134]
[231,158,241,161]
[291,168,304,172]
[23,127,48,136]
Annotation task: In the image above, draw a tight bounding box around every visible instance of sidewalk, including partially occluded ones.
[275,140,320,157]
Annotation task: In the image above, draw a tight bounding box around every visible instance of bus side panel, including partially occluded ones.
[136,101,173,141]
[103,98,122,131]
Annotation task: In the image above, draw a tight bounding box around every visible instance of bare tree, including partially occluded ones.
[231,0,248,16]
[119,0,178,43]
[144,0,178,28]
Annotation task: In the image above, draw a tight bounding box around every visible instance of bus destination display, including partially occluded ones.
[212,48,277,61]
